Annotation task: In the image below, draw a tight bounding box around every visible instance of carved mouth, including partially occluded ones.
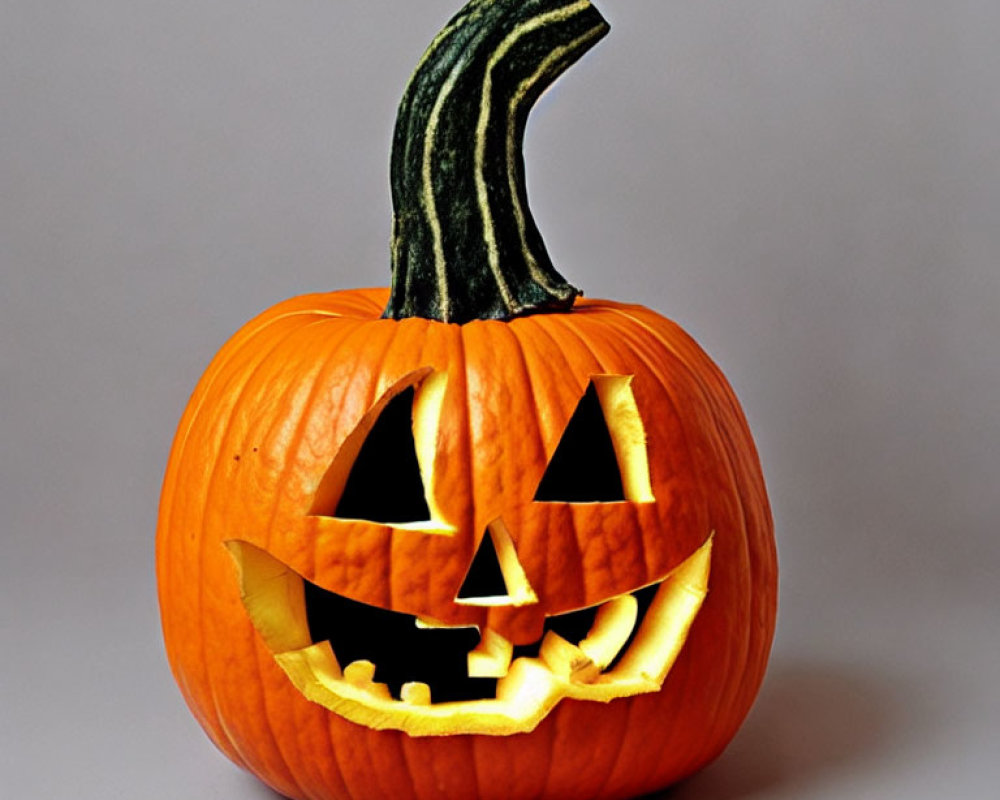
[226,536,712,736]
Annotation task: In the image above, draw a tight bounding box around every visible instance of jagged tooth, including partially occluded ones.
[468,628,514,678]
[367,682,393,700]
[468,653,507,678]
[579,594,639,669]
[400,682,432,705]
[495,656,558,704]
[343,660,377,686]
[342,660,392,699]
[539,631,599,683]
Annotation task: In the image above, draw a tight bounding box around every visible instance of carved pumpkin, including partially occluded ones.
[157,1,777,798]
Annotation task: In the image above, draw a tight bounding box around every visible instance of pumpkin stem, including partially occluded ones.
[383,0,610,324]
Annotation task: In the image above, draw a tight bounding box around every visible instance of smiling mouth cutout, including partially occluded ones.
[225,535,712,737]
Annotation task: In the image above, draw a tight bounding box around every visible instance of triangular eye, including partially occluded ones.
[534,382,625,503]
[331,387,432,524]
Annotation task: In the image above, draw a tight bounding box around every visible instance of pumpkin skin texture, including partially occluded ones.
[158,1,777,796]
[157,289,776,800]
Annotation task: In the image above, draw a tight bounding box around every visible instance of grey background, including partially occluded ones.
[3,0,998,797]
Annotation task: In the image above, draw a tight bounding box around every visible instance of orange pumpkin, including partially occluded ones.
[157,1,776,798]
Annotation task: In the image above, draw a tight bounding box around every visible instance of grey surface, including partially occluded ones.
[3,0,999,797]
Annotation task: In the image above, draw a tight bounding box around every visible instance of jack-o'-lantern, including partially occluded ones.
[157,0,777,798]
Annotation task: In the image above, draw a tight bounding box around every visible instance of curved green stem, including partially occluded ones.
[384,0,610,323]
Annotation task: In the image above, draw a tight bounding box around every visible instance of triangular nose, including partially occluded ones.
[457,530,507,599]
[455,520,538,607]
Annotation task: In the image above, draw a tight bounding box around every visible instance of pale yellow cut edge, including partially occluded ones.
[592,374,655,503]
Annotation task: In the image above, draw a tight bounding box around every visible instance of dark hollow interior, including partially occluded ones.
[332,386,432,524]
[305,577,496,703]
[534,382,626,503]
[304,576,662,704]
[456,531,509,599]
